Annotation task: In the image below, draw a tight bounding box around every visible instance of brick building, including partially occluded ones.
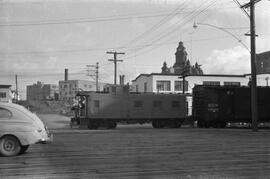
[27,81,59,101]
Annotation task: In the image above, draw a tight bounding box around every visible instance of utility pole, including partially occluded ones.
[107,51,125,85]
[86,62,99,91]
[241,0,261,132]
[15,74,18,103]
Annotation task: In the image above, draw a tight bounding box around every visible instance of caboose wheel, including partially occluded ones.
[107,122,117,129]
[88,121,99,129]
[152,120,157,128]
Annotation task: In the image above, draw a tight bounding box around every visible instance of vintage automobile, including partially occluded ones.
[0,102,53,157]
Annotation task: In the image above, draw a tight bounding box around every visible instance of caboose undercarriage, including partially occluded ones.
[71,117,185,129]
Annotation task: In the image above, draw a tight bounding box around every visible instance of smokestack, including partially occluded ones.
[119,75,125,85]
[65,68,68,81]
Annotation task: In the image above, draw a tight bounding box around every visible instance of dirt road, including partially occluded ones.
[1,114,270,178]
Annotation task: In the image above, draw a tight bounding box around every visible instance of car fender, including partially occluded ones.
[0,123,41,146]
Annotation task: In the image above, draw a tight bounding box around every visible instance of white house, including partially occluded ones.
[131,73,258,94]
[0,85,13,103]
[131,73,270,115]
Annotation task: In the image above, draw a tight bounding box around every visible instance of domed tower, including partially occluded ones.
[173,41,188,74]
[161,61,169,74]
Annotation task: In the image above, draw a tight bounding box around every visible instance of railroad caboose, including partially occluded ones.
[73,85,187,129]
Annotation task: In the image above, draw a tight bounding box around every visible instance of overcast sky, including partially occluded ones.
[0,0,269,99]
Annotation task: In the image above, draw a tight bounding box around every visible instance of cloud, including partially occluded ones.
[202,46,250,75]
[0,55,58,73]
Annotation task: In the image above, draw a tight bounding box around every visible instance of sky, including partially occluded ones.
[0,0,269,99]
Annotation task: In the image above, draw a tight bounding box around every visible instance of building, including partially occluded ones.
[59,80,97,101]
[27,81,59,101]
[132,42,270,93]
[0,85,13,103]
[257,51,270,73]
[161,41,203,75]
[131,73,253,93]
[58,68,107,101]
[131,73,270,115]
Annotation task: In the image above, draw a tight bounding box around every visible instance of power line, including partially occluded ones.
[122,0,218,60]
[116,0,190,50]
[0,4,238,27]
[0,34,238,57]
[0,10,202,27]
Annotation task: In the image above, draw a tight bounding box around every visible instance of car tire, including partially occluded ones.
[0,135,21,157]
[20,145,30,154]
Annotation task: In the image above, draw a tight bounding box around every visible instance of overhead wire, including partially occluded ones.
[116,0,190,50]
[0,10,203,27]
[122,0,218,60]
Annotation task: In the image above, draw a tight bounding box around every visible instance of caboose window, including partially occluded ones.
[94,100,100,108]
[153,101,162,109]
[134,101,143,108]
[172,101,180,108]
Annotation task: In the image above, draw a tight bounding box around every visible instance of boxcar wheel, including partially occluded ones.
[197,121,204,128]
[0,136,21,157]
[174,120,182,128]
[220,122,227,128]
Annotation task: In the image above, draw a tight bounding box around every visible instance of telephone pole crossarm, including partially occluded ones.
[107,51,125,85]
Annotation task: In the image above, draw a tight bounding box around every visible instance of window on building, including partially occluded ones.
[111,87,116,93]
[224,82,241,86]
[144,82,147,92]
[172,101,180,108]
[174,81,188,92]
[203,81,220,86]
[69,84,72,88]
[0,108,12,118]
[134,101,143,108]
[153,101,163,109]
[156,80,171,91]
[136,85,139,92]
[89,85,92,88]
[0,92,6,98]
[84,84,87,88]
[64,85,67,88]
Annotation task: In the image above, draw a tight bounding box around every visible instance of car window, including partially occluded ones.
[0,107,12,118]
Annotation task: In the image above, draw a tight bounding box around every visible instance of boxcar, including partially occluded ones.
[192,85,270,128]
[73,85,187,129]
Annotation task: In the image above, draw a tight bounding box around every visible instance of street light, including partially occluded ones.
[193,19,258,131]
[193,21,250,52]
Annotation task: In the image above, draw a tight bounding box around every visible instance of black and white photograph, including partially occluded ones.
[0,0,270,178]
